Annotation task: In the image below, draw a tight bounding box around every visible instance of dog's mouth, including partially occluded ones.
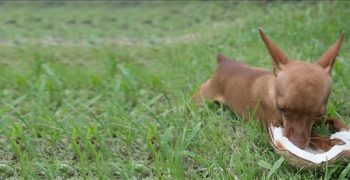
[281,119,313,149]
[283,130,309,149]
[287,136,308,149]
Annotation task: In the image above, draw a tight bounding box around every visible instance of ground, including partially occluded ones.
[1,1,350,179]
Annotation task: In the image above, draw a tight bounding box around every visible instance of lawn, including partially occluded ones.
[1,1,350,179]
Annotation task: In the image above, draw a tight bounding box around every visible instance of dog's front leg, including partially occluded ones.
[323,118,349,132]
[309,118,349,151]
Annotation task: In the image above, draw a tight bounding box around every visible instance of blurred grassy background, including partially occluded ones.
[0,1,350,179]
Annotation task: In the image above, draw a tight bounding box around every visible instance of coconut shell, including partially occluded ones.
[268,126,350,168]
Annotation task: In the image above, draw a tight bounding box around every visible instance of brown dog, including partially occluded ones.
[193,29,348,151]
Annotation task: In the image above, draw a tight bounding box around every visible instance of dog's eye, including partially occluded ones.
[277,106,289,115]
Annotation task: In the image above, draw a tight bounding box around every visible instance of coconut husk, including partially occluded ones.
[268,125,350,168]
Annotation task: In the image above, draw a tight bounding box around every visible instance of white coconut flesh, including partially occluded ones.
[269,126,350,164]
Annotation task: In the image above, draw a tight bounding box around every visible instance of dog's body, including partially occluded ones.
[193,29,348,150]
[195,54,278,124]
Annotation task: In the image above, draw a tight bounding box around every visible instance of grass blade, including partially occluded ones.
[267,157,284,179]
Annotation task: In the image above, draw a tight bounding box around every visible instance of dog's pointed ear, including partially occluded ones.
[259,28,290,73]
[315,32,344,73]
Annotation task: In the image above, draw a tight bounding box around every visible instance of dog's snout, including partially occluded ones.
[285,128,309,149]
[289,135,307,149]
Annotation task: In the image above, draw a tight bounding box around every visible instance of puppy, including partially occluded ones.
[193,29,348,150]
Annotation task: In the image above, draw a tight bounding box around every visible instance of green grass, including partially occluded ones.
[1,1,350,179]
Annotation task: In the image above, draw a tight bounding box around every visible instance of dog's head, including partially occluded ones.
[259,29,344,149]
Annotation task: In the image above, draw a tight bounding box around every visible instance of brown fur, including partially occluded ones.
[193,29,348,151]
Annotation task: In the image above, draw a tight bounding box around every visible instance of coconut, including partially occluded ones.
[268,125,350,168]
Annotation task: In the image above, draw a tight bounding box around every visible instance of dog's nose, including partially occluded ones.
[289,135,307,149]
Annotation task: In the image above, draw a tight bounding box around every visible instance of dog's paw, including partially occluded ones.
[320,138,345,151]
[310,137,345,151]
[330,138,345,146]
